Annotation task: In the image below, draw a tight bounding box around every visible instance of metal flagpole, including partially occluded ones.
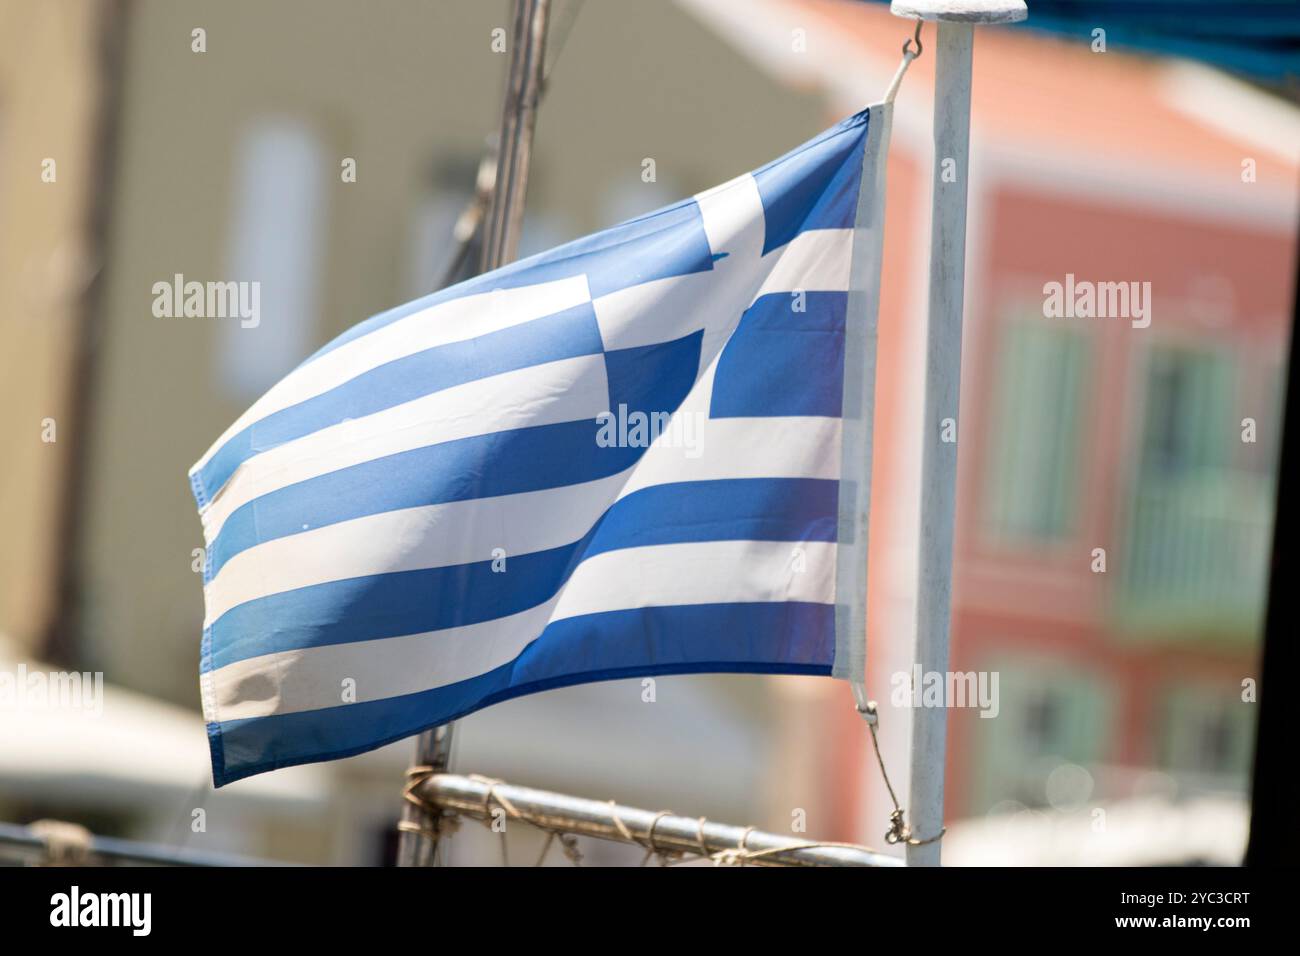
[888,0,1026,867]
[397,0,552,867]
[482,0,552,271]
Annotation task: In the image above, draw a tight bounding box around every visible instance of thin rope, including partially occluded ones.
[884,19,923,104]
[711,826,756,867]
[465,773,520,866]
[608,801,635,841]
[397,764,462,844]
[533,828,583,866]
[541,0,585,90]
[535,830,555,866]
[605,800,653,865]
[557,832,584,865]
[709,837,882,867]
[401,764,433,807]
[642,810,678,866]
[854,695,946,848]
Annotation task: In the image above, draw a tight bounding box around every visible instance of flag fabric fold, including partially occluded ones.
[190,105,893,785]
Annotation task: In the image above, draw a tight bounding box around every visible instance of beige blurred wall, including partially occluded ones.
[0,1,108,656]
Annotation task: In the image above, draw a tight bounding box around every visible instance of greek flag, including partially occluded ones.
[190,105,893,785]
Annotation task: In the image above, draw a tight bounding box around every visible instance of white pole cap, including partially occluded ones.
[890,0,1027,23]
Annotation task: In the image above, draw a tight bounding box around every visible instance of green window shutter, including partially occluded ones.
[973,660,1111,813]
[984,318,1089,541]
[1158,685,1255,781]
[1140,346,1234,476]
[1123,345,1267,639]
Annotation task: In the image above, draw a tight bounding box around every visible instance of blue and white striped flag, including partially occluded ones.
[190,105,893,785]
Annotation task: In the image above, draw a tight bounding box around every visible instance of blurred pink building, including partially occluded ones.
[690,0,1298,832]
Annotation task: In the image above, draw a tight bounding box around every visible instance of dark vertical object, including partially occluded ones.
[1245,198,1300,866]
[40,0,130,666]
[481,0,551,270]
[396,0,551,868]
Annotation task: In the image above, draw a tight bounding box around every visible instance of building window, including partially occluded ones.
[1139,345,1232,477]
[983,316,1090,542]
[1120,343,1270,639]
[406,155,479,298]
[972,660,1110,814]
[219,118,327,400]
[1157,685,1254,787]
[1022,686,1063,753]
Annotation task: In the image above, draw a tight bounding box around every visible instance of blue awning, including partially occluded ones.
[870,0,1300,84]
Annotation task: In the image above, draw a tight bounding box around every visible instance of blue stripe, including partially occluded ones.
[207,477,839,670]
[208,601,835,786]
[753,109,869,255]
[207,331,703,577]
[710,291,846,419]
[195,303,605,500]
[208,421,623,577]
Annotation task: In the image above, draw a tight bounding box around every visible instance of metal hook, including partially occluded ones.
[902,19,923,59]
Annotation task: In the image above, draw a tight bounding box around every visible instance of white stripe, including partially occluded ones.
[592,227,851,352]
[190,274,592,482]
[693,173,769,368]
[199,354,609,541]
[591,173,771,359]
[695,173,767,261]
[209,539,836,721]
[204,472,626,626]
[619,413,840,494]
[753,228,852,300]
[203,414,841,623]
